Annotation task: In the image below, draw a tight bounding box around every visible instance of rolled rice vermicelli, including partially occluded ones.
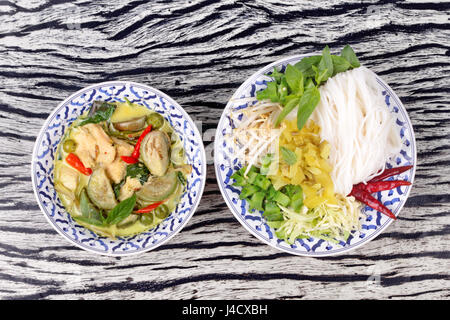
[309,66,402,196]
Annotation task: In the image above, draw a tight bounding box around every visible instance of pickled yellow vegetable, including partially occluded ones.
[268,119,338,207]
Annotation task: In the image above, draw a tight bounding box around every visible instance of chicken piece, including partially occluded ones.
[104,138,136,184]
[71,127,97,168]
[84,124,116,165]
[119,177,142,201]
[105,158,126,184]
[111,137,134,157]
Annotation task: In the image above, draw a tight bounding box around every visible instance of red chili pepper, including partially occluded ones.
[131,125,152,159]
[355,180,412,193]
[120,155,139,164]
[349,186,397,220]
[66,153,92,176]
[134,200,165,214]
[369,165,413,182]
[120,125,152,164]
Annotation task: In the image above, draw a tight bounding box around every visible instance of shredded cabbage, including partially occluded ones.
[274,195,363,244]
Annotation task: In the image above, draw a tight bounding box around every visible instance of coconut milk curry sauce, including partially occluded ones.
[54,100,191,238]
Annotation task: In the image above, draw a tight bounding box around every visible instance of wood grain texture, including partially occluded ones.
[0,0,449,300]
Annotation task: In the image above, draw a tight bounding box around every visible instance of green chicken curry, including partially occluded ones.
[54,100,191,238]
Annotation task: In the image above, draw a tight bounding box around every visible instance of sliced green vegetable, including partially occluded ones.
[113,116,146,132]
[263,201,283,221]
[260,153,274,175]
[246,171,259,185]
[289,187,304,212]
[273,191,290,207]
[231,171,246,187]
[248,191,265,211]
[254,174,271,191]
[239,185,260,199]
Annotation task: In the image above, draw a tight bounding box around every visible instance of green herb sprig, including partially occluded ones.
[256,45,360,130]
[75,190,137,227]
[105,194,136,225]
[78,101,116,126]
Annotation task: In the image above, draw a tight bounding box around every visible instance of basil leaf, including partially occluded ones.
[177,171,187,186]
[278,77,289,103]
[285,64,304,96]
[341,45,360,68]
[294,55,321,77]
[74,216,104,227]
[280,146,297,165]
[274,97,300,127]
[105,194,136,225]
[331,55,351,76]
[304,78,315,90]
[269,67,284,84]
[312,65,328,85]
[78,101,116,126]
[113,180,125,199]
[125,163,150,185]
[256,81,279,102]
[79,189,103,224]
[317,45,333,84]
[297,86,321,130]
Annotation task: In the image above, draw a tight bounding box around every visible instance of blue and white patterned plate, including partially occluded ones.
[32,81,206,256]
[214,55,417,257]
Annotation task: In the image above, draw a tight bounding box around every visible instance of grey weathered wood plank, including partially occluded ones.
[0,0,449,300]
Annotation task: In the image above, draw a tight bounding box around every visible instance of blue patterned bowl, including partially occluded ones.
[214,55,417,256]
[32,81,206,256]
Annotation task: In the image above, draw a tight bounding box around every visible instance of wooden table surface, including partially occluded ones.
[0,0,449,300]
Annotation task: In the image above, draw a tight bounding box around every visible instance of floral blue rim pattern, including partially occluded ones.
[214,54,417,256]
[31,81,206,256]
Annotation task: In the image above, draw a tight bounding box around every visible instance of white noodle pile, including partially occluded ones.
[309,67,402,196]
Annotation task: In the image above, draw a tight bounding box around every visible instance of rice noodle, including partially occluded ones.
[308,66,402,196]
[226,101,282,173]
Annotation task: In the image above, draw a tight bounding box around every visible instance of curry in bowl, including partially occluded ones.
[54,99,191,238]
